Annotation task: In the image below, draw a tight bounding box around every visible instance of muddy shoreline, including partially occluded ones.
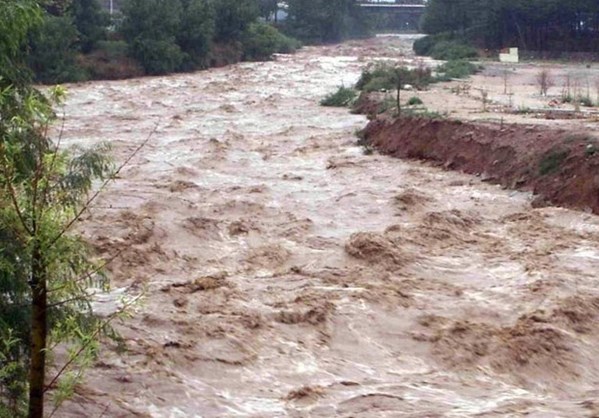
[363,116,599,214]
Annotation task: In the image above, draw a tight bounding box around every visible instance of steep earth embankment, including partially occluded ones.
[363,116,599,213]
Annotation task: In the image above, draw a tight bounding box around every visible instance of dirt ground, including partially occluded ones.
[56,35,599,417]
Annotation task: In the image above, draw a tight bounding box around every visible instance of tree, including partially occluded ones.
[242,22,300,61]
[120,0,184,74]
[69,0,110,53]
[212,0,259,43]
[1,1,125,417]
[27,14,86,84]
[41,0,73,16]
[177,0,215,69]
[420,0,599,52]
[258,0,278,22]
[285,0,370,44]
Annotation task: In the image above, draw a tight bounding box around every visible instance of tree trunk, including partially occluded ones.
[396,84,401,117]
[28,243,47,418]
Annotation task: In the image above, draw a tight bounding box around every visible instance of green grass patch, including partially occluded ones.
[401,107,446,119]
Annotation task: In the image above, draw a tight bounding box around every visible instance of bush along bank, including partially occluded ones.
[361,116,599,214]
[26,0,302,84]
[27,0,376,84]
[333,60,480,116]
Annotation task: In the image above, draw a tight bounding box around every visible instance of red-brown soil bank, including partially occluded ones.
[363,117,599,213]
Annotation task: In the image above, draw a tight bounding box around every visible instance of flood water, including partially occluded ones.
[59,36,599,417]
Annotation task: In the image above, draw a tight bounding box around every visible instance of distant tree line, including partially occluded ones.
[421,0,599,52]
[24,0,372,84]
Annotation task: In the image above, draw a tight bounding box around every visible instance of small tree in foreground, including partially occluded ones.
[1,1,142,417]
[0,82,118,417]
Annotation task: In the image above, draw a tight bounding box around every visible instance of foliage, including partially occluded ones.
[420,0,599,52]
[320,86,358,107]
[579,96,594,107]
[414,34,447,56]
[212,0,259,43]
[27,14,87,84]
[0,83,116,417]
[26,0,297,81]
[430,40,478,60]
[284,0,371,44]
[69,0,109,53]
[355,63,433,92]
[0,0,43,85]
[436,60,480,80]
[177,0,215,70]
[120,0,184,74]
[129,38,185,75]
[376,95,397,114]
[407,96,423,106]
[539,149,569,175]
[258,0,278,21]
[242,22,301,61]
[0,3,123,416]
[401,107,446,119]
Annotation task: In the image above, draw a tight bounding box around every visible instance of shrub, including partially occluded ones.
[407,96,423,105]
[413,35,437,56]
[129,37,184,75]
[320,86,358,107]
[430,40,478,60]
[414,33,478,61]
[242,22,300,61]
[413,33,453,56]
[95,40,128,58]
[356,63,433,92]
[580,96,594,107]
[436,59,480,80]
[539,149,569,175]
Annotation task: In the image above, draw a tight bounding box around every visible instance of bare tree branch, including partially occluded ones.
[43,293,143,395]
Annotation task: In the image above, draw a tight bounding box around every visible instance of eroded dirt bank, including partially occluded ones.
[57,36,599,417]
[363,116,599,214]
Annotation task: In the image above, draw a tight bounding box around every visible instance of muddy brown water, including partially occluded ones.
[58,36,599,417]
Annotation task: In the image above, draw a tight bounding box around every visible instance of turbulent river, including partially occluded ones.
[59,36,599,417]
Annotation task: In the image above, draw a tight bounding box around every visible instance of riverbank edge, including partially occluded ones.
[361,115,599,214]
